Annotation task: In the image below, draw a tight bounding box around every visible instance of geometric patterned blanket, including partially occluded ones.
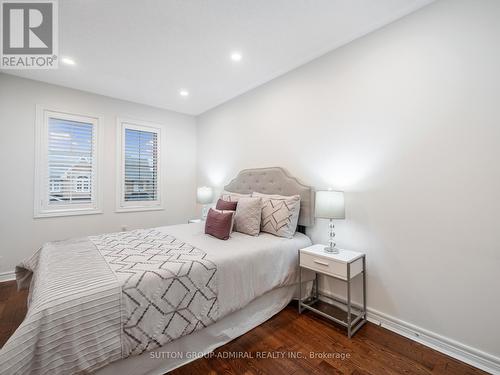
[89,229,218,357]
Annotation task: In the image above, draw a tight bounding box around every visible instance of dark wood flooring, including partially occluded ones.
[0,281,28,349]
[0,280,487,375]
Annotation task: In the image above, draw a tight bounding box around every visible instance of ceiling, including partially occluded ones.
[4,0,433,115]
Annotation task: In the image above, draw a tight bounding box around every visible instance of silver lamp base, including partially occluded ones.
[325,218,339,254]
[201,205,210,221]
[324,246,340,254]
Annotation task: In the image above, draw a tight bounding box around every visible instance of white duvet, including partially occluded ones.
[159,223,312,319]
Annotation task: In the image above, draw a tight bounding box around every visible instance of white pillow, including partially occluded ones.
[233,197,262,236]
[220,190,251,202]
[252,192,301,239]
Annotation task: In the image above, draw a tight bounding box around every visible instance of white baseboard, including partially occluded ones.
[0,270,15,282]
[367,307,500,374]
[317,289,500,374]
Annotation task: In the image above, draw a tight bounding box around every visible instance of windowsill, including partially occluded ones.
[34,208,103,219]
[115,206,165,213]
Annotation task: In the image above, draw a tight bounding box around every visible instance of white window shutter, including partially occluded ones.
[47,118,95,205]
[124,128,158,202]
[34,107,102,218]
[117,119,163,212]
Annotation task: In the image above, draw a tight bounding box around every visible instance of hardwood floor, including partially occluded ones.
[171,302,487,375]
[0,281,28,348]
[0,280,487,374]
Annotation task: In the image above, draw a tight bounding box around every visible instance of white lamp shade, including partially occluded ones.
[197,186,214,204]
[315,190,345,219]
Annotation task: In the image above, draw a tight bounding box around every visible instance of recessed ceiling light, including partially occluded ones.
[61,57,76,65]
[230,52,242,62]
[179,90,189,97]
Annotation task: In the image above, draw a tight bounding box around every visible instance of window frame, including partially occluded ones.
[116,118,164,212]
[34,105,103,218]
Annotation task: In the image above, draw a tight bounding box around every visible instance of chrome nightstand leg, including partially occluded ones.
[315,272,319,300]
[347,262,352,338]
[363,256,367,321]
[298,255,302,314]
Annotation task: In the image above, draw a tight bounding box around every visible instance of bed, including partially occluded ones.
[0,167,315,375]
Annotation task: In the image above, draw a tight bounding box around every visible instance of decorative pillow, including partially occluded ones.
[205,208,234,240]
[252,192,301,239]
[215,198,237,211]
[233,197,262,236]
[220,190,251,202]
[213,207,236,233]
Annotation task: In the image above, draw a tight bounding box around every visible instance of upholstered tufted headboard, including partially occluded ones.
[224,167,315,227]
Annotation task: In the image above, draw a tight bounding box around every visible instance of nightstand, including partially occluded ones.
[298,244,366,338]
[188,219,202,224]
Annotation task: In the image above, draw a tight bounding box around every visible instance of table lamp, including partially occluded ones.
[197,186,214,220]
[315,190,345,253]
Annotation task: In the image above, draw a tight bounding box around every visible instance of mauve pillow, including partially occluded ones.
[205,208,234,240]
[216,198,237,211]
[213,208,235,233]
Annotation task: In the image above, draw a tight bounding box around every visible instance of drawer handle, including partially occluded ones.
[313,259,329,266]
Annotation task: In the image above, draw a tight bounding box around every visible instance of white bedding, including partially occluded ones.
[160,223,311,319]
[0,222,311,374]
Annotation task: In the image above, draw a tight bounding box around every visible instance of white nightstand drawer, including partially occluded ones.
[300,252,363,280]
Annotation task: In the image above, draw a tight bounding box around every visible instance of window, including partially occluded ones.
[49,180,62,193]
[75,176,90,193]
[117,119,163,212]
[35,107,102,217]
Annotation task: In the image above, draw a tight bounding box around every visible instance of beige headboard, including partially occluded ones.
[224,167,315,227]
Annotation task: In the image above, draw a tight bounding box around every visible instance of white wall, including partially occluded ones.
[197,0,500,363]
[0,73,198,275]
